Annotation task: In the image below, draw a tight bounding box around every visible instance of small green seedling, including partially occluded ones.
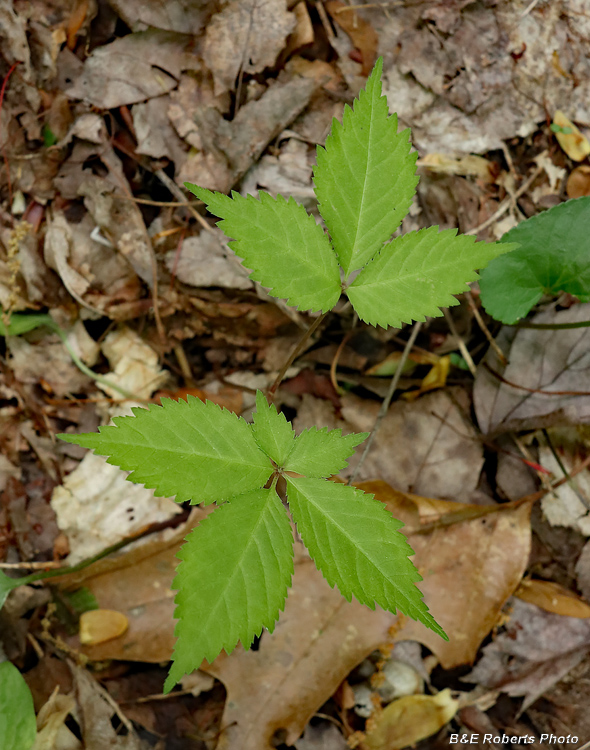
[59,58,515,691]
[480,196,590,323]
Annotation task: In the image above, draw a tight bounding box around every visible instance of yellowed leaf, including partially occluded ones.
[365,350,438,378]
[403,355,450,401]
[553,110,590,162]
[514,579,590,619]
[417,153,497,182]
[79,609,129,645]
[365,689,459,750]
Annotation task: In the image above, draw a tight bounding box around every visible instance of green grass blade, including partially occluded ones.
[164,487,294,691]
[313,57,418,277]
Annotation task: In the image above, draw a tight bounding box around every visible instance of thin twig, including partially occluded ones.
[0,560,63,570]
[268,312,328,396]
[117,195,202,208]
[406,453,590,536]
[511,319,590,330]
[542,428,590,509]
[483,361,590,396]
[315,0,338,47]
[442,308,477,376]
[521,0,542,16]
[464,290,507,366]
[347,322,422,485]
[155,168,214,234]
[465,166,542,236]
[330,331,353,395]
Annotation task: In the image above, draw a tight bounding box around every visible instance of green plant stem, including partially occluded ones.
[347,321,422,486]
[4,525,157,591]
[51,325,145,402]
[511,319,590,330]
[268,311,328,396]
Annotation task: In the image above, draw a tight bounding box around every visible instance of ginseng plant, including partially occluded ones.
[59,58,516,691]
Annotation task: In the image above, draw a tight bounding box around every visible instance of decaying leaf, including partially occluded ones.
[325,1,378,76]
[50,451,181,565]
[514,579,590,619]
[341,388,484,502]
[203,0,295,95]
[474,304,590,435]
[463,597,590,711]
[65,29,200,108]
[364,689,459,750]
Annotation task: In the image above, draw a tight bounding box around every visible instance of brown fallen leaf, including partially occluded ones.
[58,482,530,748]
[566,165,590,198]
[341,388,484,502]
[203,0,295,95]
[364,689,459,750]
[107,0,212,35]
[474,304,590,435]
[65,29,200,109]
[325,1,378,76]
[463,597,590,711]
[514,579,590,619]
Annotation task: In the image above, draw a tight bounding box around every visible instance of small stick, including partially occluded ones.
[442,308,476,376]
[268,312,328,396]
[347,321,422,485]
[464,291,507,366]
[465,166,542,236]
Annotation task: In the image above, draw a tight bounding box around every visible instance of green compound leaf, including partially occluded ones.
[347,226,517,328]
[284,427,368,478]
[286,477,447,638]
[0,661,37,750]
[313,57,418,277]
[186,185,342,313]
[479,196,590,324]
[251,390,294,466]
[58,397,272,505]
[164,487,294,691]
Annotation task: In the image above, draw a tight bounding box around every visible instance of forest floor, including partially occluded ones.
[1,0,590,748]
